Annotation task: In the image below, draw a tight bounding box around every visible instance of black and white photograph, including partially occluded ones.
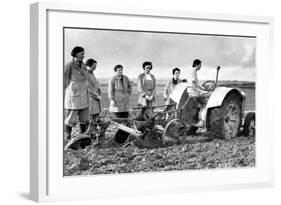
[63,27,256,176]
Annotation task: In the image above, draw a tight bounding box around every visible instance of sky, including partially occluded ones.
[64,28,256,82]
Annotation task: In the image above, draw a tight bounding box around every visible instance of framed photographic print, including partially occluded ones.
[30,2,274,202]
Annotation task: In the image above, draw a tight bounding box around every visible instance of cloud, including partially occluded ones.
[64,28,256,81]
[241,46,256,68]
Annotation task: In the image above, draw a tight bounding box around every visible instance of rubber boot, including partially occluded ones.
[64,125,72,140]
[79,124,87,134]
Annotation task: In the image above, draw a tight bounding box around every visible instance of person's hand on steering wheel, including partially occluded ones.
[201,80,216,91]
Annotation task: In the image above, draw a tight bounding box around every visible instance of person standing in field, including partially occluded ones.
[64,46,96,141]
[137,61,156,119]
[163,67,182,105]
[108,64,132,119]
[84,58,103,136]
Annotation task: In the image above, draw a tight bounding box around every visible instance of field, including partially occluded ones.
[64,137,255,176]
[98,82,256,111]
[64,81,256,176]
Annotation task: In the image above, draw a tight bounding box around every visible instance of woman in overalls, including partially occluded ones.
[137,61,156,119]
[64,46,96,140]
[108,64,133,144]
[84,58,102,136]
[163,67,182,119]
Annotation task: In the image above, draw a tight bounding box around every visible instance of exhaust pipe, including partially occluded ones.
[215,66,221,88]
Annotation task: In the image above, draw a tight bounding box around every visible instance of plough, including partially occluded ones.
[64,103,180,150]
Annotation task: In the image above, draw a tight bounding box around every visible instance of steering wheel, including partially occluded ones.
[201,80,216,91]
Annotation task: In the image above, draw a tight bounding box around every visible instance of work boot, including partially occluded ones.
[79,123,87,134]
[84,121,98,136]
[64,125,72,141]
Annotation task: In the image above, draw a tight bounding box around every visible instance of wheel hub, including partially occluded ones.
[224,103,240,139]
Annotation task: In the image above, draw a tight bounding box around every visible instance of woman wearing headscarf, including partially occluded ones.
[84,58,102,136]
[108,64,132,118]
[163,67,182,105]
[64,46,96,140]
[137,61,156,119]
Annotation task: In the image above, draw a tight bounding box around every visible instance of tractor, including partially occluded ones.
[164,66,256,140]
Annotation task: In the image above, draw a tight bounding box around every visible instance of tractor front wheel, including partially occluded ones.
[208,92,242,139]
[243,112,255,137]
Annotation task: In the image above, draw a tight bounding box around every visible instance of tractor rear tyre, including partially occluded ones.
[208,92,242,139]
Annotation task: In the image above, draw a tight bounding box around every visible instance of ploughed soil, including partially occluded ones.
[63,127,255,176]
[63,85,256,176]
